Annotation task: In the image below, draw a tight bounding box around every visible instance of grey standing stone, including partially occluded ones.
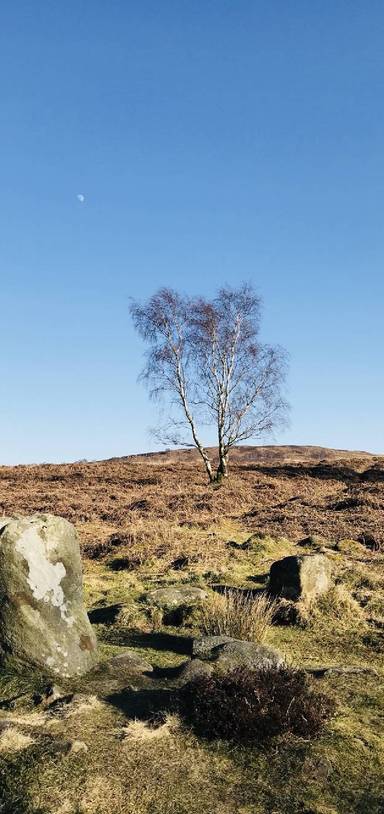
[0,514,97,677]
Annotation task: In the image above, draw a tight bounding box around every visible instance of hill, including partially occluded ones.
[0,445,383,814]
[125,443,379,465]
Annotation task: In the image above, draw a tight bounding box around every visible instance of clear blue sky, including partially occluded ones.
[1,1,383,464]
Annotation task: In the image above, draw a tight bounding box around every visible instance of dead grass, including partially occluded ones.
[308,585,366,630]
[1,450,384,555]
[1,448,384,813]
[200,589,278,642]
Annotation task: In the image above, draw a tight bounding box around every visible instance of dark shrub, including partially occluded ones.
[179,666,335,743]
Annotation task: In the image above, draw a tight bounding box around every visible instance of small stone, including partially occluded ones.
[177,659,214,685]
[144,586,208,611]
[104,651,153,675]
[69,740,88,755]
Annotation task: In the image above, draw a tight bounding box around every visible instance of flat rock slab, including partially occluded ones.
[0,514,97,678]
[103,651,153,675]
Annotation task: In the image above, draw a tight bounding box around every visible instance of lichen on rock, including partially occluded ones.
[0,514,97,677]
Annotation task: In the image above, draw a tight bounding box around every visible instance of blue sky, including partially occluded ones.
[1,1,383,464]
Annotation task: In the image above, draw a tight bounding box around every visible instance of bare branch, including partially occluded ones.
[130,283,289,482]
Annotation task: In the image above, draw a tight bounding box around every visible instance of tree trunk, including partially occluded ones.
[216,447,228,482]
[198,447,214,483]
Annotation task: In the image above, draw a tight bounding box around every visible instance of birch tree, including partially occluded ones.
[130,284,288,482]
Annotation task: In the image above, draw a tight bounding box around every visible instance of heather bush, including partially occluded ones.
[179,666,335,743]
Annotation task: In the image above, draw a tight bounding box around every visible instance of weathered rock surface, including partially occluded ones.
[177,658,214,684]
[179,636,283,684]
[268,554,332,603]
[103,651,153,676]
[0,514,97,677]
[192,635,233,658]
[144,586,208,610]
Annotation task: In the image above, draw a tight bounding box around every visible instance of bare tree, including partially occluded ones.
[130,284,288,482]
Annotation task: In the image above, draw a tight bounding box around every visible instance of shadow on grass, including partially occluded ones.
[88,603,123,624]
[99,628,194,655]
[246,462,362,482]
[105,683,177,721]
[0,742,65,814]
[247,573,269,585]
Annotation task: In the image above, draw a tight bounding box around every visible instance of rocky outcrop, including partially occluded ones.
[0,514,97,677]
[268,554,332,603]
[178,636,283,684]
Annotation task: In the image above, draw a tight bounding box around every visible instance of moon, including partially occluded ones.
[77,194,85,203]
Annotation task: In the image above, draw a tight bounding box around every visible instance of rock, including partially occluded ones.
[297,534,331,549]
[188,636,283,677]
[179,636,284,686]
[144,586,208,611]
[177,658,214,685]
[144,586,209,624]
[272,598,302,626]
[192,635,233,658]
[33,683,67,708]
[83,650,154,695]
[209,640,283,672]
[103,651,153,675]
[69,739,88,755]
[268,554,332,603]
[0,514,97,677]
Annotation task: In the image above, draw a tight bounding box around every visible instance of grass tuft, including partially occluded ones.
[199,588,279,642]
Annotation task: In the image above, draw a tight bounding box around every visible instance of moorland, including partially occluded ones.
[0,445,383,814]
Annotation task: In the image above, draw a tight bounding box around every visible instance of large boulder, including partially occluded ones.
[268,554,332,603]
[0,514,97,677]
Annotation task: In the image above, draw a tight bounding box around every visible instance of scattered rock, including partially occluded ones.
[145,587,208,611]
[177,659,213,685]
[83,650,154,695]
[193,635,233,658]
[272,598,302,626]
[183,636,283,681]
[297,534,333,549]
[0,514,97,677]
[69,739,88,755]
[268,554,332,603]
[103,651,153,675]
